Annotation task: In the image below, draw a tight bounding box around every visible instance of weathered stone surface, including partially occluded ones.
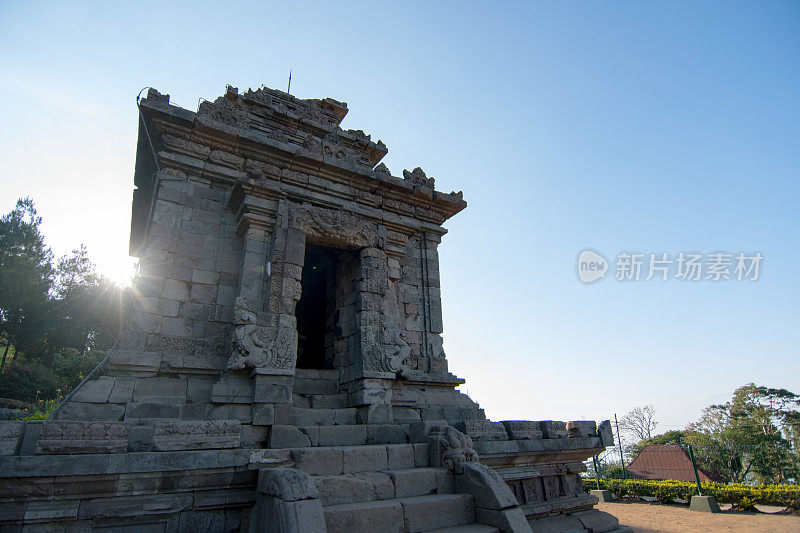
[133,377,187,402]
[313,474,377,505]
[454,420,508,441]
[18,421,42,455]
[367,424,407,445]
[353,471,394,500]
[574,509,621,531]
[501,420,543,440]
[528,514,589,533]
[56,401,125,421]
[106,350,161,376]
[254,384,291,404]
[454,462,518,510]
[399,493,474,531]
[316,425,367,447]
[249,448,293,470]
[127,425,155,452]
[408,420,448,443]
[387,443,415,469]
[258,468,318,501]
[292,447,343,475]
[151,420,240,451]
[36,421,132,454]
[0,421,24,455]
[240,424,269,448]
[537,421,567,439]
[566,420,597,438]
[70,378,114,403]
[598,420,614,446]
[257,496,326,533]
[390,467,437,498]
[253,403,276,426]
[475,506,531,532]
[211,375,253,403]
[413,443,429,467]
[269,425,311,448]
[323,499,403,533]
[341,445,388,473]
[124,401,182,420]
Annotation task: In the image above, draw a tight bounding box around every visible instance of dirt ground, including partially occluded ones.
[598,501,800,532]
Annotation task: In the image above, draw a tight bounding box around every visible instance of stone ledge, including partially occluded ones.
[152,420,241,451]
[36,421,132,455]
[0,449,252,477]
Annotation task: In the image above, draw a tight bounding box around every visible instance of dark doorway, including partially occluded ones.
[296,243,337,369]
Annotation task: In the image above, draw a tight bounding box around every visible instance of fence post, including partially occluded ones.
[688,444,703,496]
[614,414,626,480]
[592,455,601,490]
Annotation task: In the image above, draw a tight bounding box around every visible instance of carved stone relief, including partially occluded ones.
[226,297,297,371]
[290,205,384,249]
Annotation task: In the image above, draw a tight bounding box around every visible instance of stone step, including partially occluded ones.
[268,424,413,449]
[324,494,476,533]
[428,525,499,533]
[294,423,408,447]
[294,368,339,380]
[290,444,429,475]
[291,392,348,409]
[292,393,310,408]
[400,494,476,532]
[291,407,356,425]
[310,393,348,409]
[292,377,339,396]
[313,467,451,506]
[293,369,339,396]
[324,499,404,533]
[390,467,453,498]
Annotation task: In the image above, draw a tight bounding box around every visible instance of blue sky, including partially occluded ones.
[1,1,798,436]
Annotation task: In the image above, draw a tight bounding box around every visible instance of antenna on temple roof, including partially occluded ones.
[287,70,292,94]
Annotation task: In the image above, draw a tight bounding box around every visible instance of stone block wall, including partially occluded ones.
[128,176,242,359]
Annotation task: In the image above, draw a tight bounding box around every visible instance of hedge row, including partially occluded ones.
[583,477,800,508]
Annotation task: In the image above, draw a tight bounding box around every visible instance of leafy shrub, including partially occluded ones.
[0,349,105,406]
[50,348,104,391]
[0,361,59,403]
[735,496,757,512]
[22,395,63,420]
[583,477,800,509]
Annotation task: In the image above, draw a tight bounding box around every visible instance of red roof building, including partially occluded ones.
[628,444,720,482]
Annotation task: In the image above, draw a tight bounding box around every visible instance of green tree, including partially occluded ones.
[0,198,53,367]
[48,246,124,356]
[688,384,800,483]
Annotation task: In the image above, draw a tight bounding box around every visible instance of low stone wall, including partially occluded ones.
[0,447,255,530]
[1,414,618,531]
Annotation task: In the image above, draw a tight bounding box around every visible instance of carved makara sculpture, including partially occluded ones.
[227,298,295,371]
[429,425,479,473]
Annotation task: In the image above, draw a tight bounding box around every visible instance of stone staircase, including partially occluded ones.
[273,369,404,448]
[262,371,496,532]
[279,443,496,532]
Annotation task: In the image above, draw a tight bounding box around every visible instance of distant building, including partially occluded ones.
[628,444,722,482]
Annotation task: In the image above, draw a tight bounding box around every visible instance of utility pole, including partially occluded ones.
[287,70,292,94]
[615,414,626,480]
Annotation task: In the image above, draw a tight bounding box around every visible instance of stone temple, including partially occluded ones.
[0,86,627,532]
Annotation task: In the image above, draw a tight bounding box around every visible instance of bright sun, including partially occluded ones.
[97,257,138,288]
